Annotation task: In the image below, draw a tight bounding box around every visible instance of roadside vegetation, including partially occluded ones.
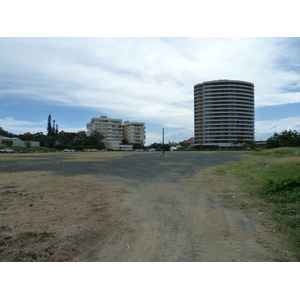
[223,147,300,260]
[266,130,300,148]
[0,146,57,152]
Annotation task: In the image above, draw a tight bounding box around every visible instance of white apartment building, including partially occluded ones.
[123,121,146,145]
[87,115,146,146]
[87,115,123,142]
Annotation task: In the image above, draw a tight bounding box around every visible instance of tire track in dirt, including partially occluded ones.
[94,167,292,262]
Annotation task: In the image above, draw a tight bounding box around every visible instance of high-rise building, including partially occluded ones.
[194,79,254,148]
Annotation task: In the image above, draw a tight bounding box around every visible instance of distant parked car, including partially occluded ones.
[63,149,75,152]
[0,148,14,153]
[84,148,99,152]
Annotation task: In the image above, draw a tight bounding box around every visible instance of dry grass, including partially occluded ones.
[60,151,132,162]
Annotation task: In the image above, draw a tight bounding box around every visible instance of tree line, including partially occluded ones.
[2,116,300,150]
[0,114,105,150]
[226,130,300,149]
[266,130,300,148]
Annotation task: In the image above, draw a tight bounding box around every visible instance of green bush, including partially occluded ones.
[265,174,300,194]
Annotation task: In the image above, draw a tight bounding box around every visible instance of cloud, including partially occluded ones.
[0,117,45,127]
[256,92,300,108]
[0,117,86,135]
[2,37,300,144]
[0,117,46,134]
[255,117,300,140]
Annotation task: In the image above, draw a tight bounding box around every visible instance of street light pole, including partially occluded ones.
[162,128,164,155]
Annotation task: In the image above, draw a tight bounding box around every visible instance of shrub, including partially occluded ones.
[265,174,300,194]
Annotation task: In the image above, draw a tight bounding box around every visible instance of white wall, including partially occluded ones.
[0,136,40,147]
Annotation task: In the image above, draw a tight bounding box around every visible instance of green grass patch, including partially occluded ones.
[0,146,58,152]
[225,148,300,260]
[252,147,300,157]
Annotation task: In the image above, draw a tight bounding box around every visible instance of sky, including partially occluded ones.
[1,3,300,146]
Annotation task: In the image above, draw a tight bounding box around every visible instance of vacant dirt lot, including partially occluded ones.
[0,151,294,261]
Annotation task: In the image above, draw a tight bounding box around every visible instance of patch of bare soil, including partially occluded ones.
[0,172,127,262]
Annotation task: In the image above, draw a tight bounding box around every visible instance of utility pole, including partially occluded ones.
[162,128,164,155]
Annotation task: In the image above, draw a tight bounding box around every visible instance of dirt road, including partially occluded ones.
[0,151,292,261]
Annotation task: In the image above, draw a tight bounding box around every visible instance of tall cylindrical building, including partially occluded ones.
[194,79,254,148]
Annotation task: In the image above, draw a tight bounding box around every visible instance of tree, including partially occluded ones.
[44,135,55,148]
[121,139,129,145]
[0,127,14,138]
[266,133,280,148]
[18,132,34,141]
[31,132,48,147]
[74,130,88,145]
[52,119,56,135]
[90,130,104,143]
[24,140,31,148]
[242,141,256,150]
[148,142,169,151]
[231,139,245,147]
[86,130,105,148]
[149,143,160,150]
[47,114,53,136]
[1,139,13,147]
[161,143,171,151]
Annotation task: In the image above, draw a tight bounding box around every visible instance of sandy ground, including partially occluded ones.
[0,151,294,261]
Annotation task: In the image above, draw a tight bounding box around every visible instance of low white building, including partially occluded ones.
[104,141,133,150]
[0,136,40,147]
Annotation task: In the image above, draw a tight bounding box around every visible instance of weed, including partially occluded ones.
[265,174,300,194]
[212,166,228,176]
[225,147,300,259]
[252,147,300,157]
